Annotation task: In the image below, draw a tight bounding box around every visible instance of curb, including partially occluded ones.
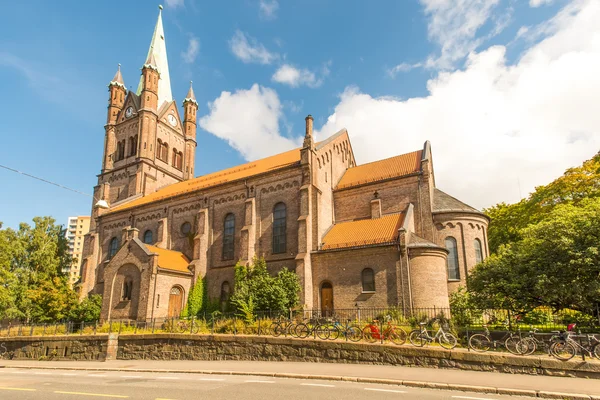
[1,364,595,399]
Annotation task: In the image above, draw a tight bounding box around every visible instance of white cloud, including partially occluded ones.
[202,0,600,210]
[165,0,184,8]
[387,62,423,77]
[181,37,200,63]
[229,30,279,65]
[530,0,553,7]
[199,84,301,160]
[272,62,331,88]
[419,0,506,69]
[259,0,279,20]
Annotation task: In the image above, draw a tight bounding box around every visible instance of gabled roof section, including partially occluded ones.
[335,150,423,190]
[136,6,172,110]
[315,128,347,150]
[145,244,191,274]
[321,213,404,251]
[433,188,483,215]
[108,147,302,213]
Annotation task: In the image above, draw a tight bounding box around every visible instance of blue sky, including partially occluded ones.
[1,0,599,229]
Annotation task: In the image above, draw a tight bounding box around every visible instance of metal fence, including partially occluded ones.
[1,306,598,338]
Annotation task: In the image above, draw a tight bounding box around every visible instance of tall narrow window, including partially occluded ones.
[474,238,483,264]
[445,237,460,280]
[220,281,230,304]
[222,213,235,260]
[272,202,286,254]
[122,279,133,301]
[130,135,138,157]
[362,268,375,292]
[143,230,153,244]
[108,237,119,259]
[172,148,178,167]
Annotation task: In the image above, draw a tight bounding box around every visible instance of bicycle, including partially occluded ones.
[271,318,301,338]
[468,324,524,355]
[409,320,457,349]
[362,317,407,345]
[519,328,561,356]
[326,319,363,342]
[550,331,600,361]
[295,318,330,340]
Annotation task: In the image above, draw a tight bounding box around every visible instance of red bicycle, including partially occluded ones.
[362,317,407,345]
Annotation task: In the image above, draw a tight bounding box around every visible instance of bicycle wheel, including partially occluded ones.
[388,328,407,346]
[504,336,523,355]
[315,324,330,340]
[295,323,310,338]
[520,337,536,355]
[468,334,491,352]
[550,341,576,361]
[327,325,340,340]
[592,343,600,359]
[271,322,284,337]
[409,330,425,347]
[362,326,377,343]
[439,333,457,350]
[347,326,363,342]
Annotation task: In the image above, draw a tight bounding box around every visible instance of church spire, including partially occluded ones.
[136,5,172,109]
[184,81,198,105]
[109,63,125,88]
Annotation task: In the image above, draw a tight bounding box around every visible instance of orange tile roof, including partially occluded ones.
[145,244,191,274]
[321,213,405,250]
[109,148,301,213]
[336,150,422,190]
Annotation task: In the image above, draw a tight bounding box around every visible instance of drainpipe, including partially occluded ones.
[459,222,468,280]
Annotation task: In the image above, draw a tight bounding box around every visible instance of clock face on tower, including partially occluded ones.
[168,114,177,127]
[125,107,133,118]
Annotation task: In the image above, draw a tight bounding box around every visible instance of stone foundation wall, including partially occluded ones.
[0,335,107,361]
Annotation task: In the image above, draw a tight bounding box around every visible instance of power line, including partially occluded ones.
[0,164,92,198]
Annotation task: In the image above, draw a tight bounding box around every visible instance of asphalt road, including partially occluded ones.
[0,368,536,400]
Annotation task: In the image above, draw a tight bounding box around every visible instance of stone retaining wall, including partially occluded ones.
[3,333,600,379]
[0,335,107,361]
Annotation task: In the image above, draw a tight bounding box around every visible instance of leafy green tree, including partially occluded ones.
[69,294,102,323]
[184,278,206,317]
[470,198,600,313]
[230,257,300,317]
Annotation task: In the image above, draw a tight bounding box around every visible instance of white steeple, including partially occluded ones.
[137,5,173,109]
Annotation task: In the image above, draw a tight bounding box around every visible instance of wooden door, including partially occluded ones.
[321,283,333,316]
[168,286,183,317]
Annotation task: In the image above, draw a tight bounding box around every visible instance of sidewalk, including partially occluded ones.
[1,359,597,398]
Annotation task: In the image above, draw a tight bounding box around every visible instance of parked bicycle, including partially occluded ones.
[362,317,407,345]
[409,319,457,349]
[468,323,524,355]
[295,318,330,339]
[518,328,561,355]
[325,319,363,342]
[270,318,301,338]
[550,330,600,361]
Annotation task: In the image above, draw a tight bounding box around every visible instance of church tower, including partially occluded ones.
[94,5,196,213]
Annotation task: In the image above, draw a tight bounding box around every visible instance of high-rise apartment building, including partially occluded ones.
[65,216,91,286]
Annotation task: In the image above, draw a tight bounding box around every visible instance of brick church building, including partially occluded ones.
[79,7,490,321]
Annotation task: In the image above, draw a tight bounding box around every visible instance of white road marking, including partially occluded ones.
[88,374,108,377]
[452,396,496,400]
[157,376,180,380]
[34,372,53,375]
[245,380,275,383]
[61,373,79,376]
[197,378,225,381]
[365,388,407,393]
[122,375,143,379]
[301,383,335,387]
[9,371,27,374]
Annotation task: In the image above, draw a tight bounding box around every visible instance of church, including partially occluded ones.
[79,7,490,321]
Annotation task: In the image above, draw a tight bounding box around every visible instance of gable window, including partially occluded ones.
[108,237,119,259]
[445,237,460,280]
[222,213,235,260]
[143,230,153,244]
[122,278,133,301]
[474,238,483,264]
[361,268,375,292]
[272,202,287,254]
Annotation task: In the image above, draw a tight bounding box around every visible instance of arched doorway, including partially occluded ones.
[320,282,333,316]
[168,286,184,318]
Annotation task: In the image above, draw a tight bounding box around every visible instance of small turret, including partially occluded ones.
[140,53,160,111]
[107,64,126,125]
[303,114,314,149]
[183,81,198,180]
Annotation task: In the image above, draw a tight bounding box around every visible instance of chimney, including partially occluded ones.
[303,114,314,148]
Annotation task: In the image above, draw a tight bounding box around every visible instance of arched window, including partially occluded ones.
[108,237,119,259]
[220,281,230,304]
[163,142,169,163]
[445,237,460,280]
[128,137,134,156]
[130,135,138,157]
[222,213,235,260]
[474,238,483,264]
[143,230,153,244]
[177,151,183,170]
[172,148,178,167]
[272,202,286,254]
[361,268,375,292]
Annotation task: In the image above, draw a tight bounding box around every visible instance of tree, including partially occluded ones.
[184,278,206,317]
[69,294,102,323]
[469,198,600,313]
[230,257,301,318]
[485,152,600,254]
